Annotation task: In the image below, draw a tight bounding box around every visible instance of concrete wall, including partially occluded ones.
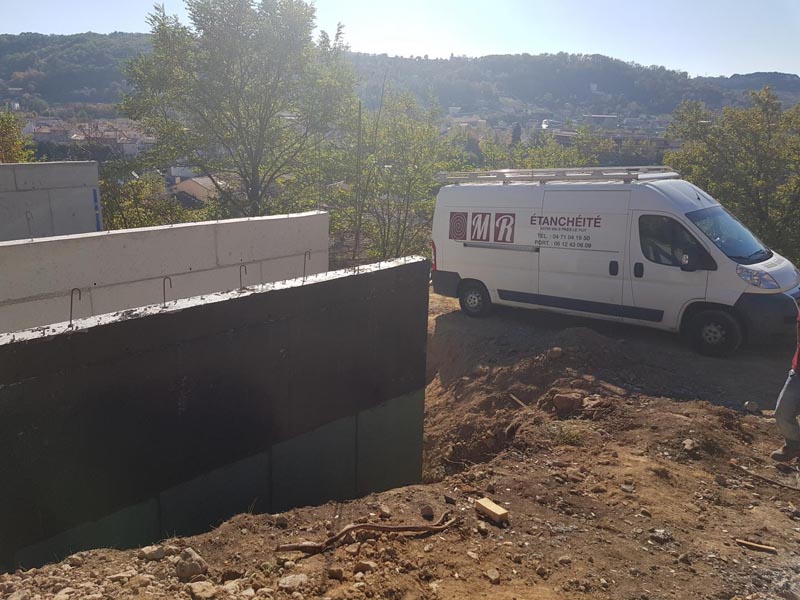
[0,161,102,242]
[0,257,429,570]
[0,211,329,333]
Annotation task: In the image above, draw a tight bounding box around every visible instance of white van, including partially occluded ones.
[431,166,800,356]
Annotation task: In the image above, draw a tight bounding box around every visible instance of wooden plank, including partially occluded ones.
[735,538,778,554]
[475,497,509,525]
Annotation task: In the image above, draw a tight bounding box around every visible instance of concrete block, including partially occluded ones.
[0,190,55,241]
[271,416,357,512]
[89,265,241,316]
[13,161,99,191]
[0,224,218,302]
[215,212,328,266]
[159,451,270,538]
[0,212,328,332]
[0,292,92,333]
[357,390,425,496]
[0,165,16,192]
[49,188,101,236]
[14,498,159,569]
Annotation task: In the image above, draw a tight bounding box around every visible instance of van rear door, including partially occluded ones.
[626,211,710,328]
[530,190,629,320]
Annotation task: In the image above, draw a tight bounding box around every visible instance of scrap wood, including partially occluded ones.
[738,465,800,492]
[507,393,528,410]
[275,511,456,554]
[735,538,778,554]
[475,497,510,525]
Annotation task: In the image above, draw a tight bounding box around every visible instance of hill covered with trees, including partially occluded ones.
[1,32,799,117]
[0,32,150,107]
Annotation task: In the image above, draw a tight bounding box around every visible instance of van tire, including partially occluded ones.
[459,281,491,318]
[689,310,743,357]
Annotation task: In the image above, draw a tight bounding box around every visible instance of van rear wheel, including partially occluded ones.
[689,310,743,357]
[459,282,491,318]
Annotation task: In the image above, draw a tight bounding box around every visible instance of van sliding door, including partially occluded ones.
[533,190,629,320]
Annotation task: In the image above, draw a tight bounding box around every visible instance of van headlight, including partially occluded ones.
[736,264,780,289]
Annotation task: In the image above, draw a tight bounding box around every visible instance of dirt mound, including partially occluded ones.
[423,339,631,482]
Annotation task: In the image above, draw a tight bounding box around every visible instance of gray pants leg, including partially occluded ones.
[775,371,800,443]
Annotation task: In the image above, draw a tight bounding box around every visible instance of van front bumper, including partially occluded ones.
[734,288,799,344]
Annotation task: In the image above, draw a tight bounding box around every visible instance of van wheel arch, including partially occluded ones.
[457,279,492,317]
[680,303,746,356]
[680,302,748,340]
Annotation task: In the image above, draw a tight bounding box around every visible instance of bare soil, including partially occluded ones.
[3,293,800,600]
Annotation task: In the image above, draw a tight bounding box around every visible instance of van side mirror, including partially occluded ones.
[680,253,697,272]
[680,250,718,272]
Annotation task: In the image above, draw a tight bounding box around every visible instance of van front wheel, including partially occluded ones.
[689,310,743,357]
[459,282,491,318]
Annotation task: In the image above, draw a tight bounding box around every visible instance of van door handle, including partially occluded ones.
[609,261,619,276]
[634,262,644,278]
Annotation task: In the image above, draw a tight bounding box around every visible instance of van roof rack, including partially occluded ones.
[435,166,680,184]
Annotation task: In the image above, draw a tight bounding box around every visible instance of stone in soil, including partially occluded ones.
[354,561,378,574]
[278,574,309,591]
[485,568,500,584]
[552,392,584,416]
[175,548,208,582]
[138,545,165,561]
[650,529,674,544]
[186,581,218,600]
[420,504,435,520]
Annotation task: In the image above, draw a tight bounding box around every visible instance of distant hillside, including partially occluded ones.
[1,32,798,119]
[0,32,150,104]
[351,53,800,119]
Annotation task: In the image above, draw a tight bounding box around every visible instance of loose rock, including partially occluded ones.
[186,581,218,600]
[354,561,378,574]
[138,545,165,561]
[176,548,208,582]
[274,515,289,528]
[650,529,674,544]
[553,393,584,416]
[278,574,309,592]
[682,438,700,453]
[108,569,137,583]
[420,504,435,520]
[485,568,500,584]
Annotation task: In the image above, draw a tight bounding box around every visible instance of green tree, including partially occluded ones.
[666,88,800,262]
[363,93,463,259]
[0,111,34,163]
[100,161,200,230]
[123,0,354,217]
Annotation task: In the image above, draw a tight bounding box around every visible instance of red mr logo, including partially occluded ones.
[494,213,515,243]
[470,212,491,241]
[450,211,516,244]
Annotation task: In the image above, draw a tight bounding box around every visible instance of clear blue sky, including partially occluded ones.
[3,0,799,76]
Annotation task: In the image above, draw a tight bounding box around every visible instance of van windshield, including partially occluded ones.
[685,206,772,265]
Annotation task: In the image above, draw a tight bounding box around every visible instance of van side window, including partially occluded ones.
[639,215,706,267]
